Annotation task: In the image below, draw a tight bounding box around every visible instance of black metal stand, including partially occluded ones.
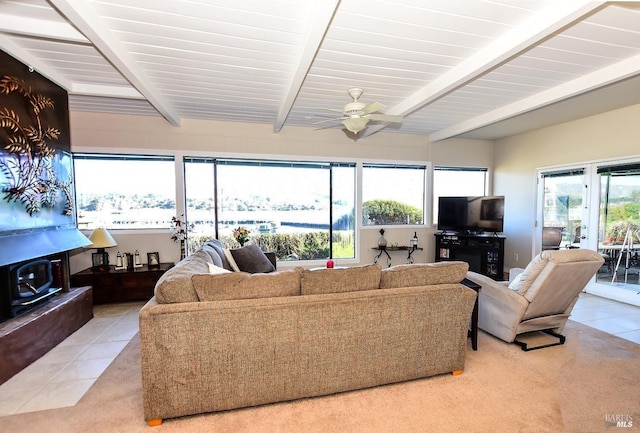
[373,248,392,267]
[372,246,423,267]
[513,329,566,351]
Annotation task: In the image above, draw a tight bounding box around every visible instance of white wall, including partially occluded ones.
[68,112,493,273]
[494,103,640,270]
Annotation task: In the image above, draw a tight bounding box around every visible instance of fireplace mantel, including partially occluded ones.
[0,228,91,268]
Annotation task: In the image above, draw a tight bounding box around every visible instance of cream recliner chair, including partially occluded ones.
[465,249,604,350]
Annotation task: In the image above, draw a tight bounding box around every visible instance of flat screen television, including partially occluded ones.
[437,196,504,233]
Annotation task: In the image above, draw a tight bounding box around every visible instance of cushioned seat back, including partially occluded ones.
[521,249,604,320]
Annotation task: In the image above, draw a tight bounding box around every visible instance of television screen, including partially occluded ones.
[437,197,468,232]
[478,197,504,232]
[438,196,504,233]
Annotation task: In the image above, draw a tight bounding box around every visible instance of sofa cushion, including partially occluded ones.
[192,267,302,301]
[230,243,276,274]
[155,250,219,304]
[205,239,234,271]
[379,261,468,289]
[300,264,381,295]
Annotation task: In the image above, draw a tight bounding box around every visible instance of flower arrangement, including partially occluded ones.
[170,215,193,258]
[233,226,251,246]
[170,215,191,242]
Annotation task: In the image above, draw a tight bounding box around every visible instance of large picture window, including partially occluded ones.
[184,158,356,261]
[362,163,427,226]
[74,154,176,229]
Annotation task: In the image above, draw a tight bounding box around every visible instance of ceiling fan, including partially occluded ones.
[316,88,403,134]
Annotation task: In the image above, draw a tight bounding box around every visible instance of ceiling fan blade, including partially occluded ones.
[313,117,345,125]
[314,123,343,131]
[362,101,386,114]
[367,113,403,123]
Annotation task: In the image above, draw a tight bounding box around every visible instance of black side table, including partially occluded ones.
[461,278,481,350]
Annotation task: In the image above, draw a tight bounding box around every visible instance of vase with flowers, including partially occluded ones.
[170,215,193,259]
[233,226,251,246]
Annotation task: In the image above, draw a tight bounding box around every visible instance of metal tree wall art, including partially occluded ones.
[0,75,73,216]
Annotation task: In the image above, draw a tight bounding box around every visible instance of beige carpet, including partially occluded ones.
[1,321,639,433]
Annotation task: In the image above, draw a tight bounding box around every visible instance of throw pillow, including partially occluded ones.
[205,239,235,271]
[201,244,224,268]
[379,261,468,289]
[300,264,381,295]
[224,248,241,272]
[508,253,547,295]
[229,243,276,274]
[192,267,302,301]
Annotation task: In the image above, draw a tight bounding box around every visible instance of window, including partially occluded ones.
[540,169,584,248]
[74,154,176,229]
[432,167,487,223]
[184,158,356,261]
[362,163,426,226]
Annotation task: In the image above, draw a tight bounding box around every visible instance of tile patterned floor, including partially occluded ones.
[0,293,639,416]
[0,301,144,417]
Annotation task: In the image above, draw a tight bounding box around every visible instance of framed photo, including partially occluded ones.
[147,252,160,268]
[91,252,109,272]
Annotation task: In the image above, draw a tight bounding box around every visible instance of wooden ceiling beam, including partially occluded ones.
[48,0,181,126]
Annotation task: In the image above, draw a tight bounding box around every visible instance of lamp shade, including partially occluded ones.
[342,116,369,134]
[88,228,118,249]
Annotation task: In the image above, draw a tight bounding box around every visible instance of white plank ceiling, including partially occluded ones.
[1,0,639,140]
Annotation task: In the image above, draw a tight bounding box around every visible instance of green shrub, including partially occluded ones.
[362,199,423,225]
[186,230,353,261]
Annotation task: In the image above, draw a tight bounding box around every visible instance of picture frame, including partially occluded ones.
[91,252,109,272]
[147,252,160,268]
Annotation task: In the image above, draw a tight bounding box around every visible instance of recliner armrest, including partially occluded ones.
[509,268,524,283]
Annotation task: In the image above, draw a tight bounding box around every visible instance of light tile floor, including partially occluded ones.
[571,292,640,344]
[0,301,144,417]
[1,293,639,416]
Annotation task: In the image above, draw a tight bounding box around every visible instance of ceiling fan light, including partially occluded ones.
[342,117,369,133]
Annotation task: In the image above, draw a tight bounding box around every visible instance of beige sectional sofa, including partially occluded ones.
[139,240,477,426]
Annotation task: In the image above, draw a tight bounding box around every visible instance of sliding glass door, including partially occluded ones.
[537,159,640,306]
[596,163,640,291]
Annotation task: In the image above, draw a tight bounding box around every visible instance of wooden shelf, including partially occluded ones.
[371,246,423,251]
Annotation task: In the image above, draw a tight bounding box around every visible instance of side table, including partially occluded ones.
[71,263,174,304]
[372,246,423,267]
[461,277,481,351]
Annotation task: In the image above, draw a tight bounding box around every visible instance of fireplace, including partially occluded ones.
[2,257,61,318]
[0,49,94,384]
[0,228,91,321]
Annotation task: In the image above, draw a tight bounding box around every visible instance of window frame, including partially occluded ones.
[73,148,431,263]
[73,152,177,231]
[184,156,358,262]
[432,166,489,226]
[360,162,429,227]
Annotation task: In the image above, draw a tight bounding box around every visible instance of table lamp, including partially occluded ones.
[88,228,117,271]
